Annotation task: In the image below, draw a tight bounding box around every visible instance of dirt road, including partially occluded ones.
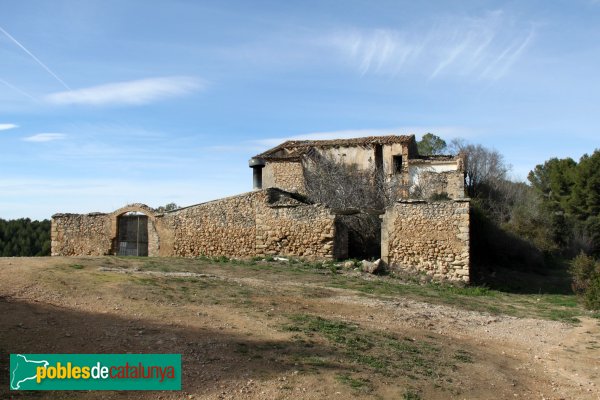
[1,257,598,399]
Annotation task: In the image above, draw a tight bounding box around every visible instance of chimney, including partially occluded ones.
[248,157,266,190]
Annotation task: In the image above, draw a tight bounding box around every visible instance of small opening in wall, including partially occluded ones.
[393,155,403,174]
[374,144,383,173]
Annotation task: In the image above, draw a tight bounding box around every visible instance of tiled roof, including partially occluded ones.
[256,135,415,161]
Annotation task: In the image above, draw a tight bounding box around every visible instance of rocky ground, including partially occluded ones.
[0,256,599,399]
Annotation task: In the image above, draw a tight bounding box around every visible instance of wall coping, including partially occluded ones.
[52,212,108,218]
[396,198,470,204]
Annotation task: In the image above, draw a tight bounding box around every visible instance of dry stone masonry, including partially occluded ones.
[51,213,112,256]
[52,189,342,261]
[161,193,257,258]
[416,170,466,200]
[262,161,306,194]
[381,200,470,282]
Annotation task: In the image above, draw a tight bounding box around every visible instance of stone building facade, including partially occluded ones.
[52,134,470,283]
[249,135,465,200]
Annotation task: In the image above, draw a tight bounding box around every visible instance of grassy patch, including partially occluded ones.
[403,389,423,400]
[283,314,471,386]
[82,256,589,322]
[453,349,474,363]
[326,275,584,323]
[69,264,84,269]
[437,285,494,297]
[335,373,373,392]
[134,277,159,286]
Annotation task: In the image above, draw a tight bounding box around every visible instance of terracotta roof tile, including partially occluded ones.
[256,135,415,160]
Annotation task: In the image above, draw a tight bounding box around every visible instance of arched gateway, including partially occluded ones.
[110,204,159,257]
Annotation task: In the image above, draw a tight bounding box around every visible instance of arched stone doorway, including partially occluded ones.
[110,204,160,257]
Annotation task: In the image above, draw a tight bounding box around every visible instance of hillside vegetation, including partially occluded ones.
[0,218,50,256]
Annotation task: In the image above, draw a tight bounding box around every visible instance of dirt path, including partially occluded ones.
[1,257,599,399]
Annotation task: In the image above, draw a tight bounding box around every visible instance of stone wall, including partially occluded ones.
[416,170,465,199]
[52,189,341,260]
[381,200,470,282]
[262,161,306,193]
[158,192,256,257]
[52,189,470,281]
[158,189,337,259]
[444,171,466,199]
[256,192,337,258]
[51,213,112,256]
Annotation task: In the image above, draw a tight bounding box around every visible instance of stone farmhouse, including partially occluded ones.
[249,135,465,199]
[51,134,470,282]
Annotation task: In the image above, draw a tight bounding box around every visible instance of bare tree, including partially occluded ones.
[450,140,509,198]
[302,153,401,211]
[301,153,404,258]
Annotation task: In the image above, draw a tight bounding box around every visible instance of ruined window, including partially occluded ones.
[374,144,383,171]
[393,155,403,174]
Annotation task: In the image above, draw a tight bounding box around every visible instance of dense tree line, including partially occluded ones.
[528,152,600,256]
[0,218,51,256]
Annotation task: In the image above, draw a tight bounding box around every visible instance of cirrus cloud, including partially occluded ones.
[45,76,205,106]
[327,10,535,81]
[23,133,67,142]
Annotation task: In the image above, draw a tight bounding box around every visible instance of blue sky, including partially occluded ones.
[1,0,599,220]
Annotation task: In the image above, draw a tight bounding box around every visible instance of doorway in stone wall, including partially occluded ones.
[116,212,149,256]
[338,213,381,260]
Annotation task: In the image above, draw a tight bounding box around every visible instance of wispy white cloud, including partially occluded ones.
[23,133,67,142]
[328,10,535,80]
[0,123,18,131]
[480,28,535,80]
[0,25,70,89]
[0,77,39,102]
[329,29,424,76]
[45,76,204,106]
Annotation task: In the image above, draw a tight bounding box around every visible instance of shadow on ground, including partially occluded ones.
[0,296,347,399]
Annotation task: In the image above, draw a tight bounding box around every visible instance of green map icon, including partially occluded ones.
[9,353,181,390]
[10,354,49,390]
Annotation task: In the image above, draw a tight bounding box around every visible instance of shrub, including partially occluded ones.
[584,276,600,310]
[569,253,599,295]
[569,252,600,310]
